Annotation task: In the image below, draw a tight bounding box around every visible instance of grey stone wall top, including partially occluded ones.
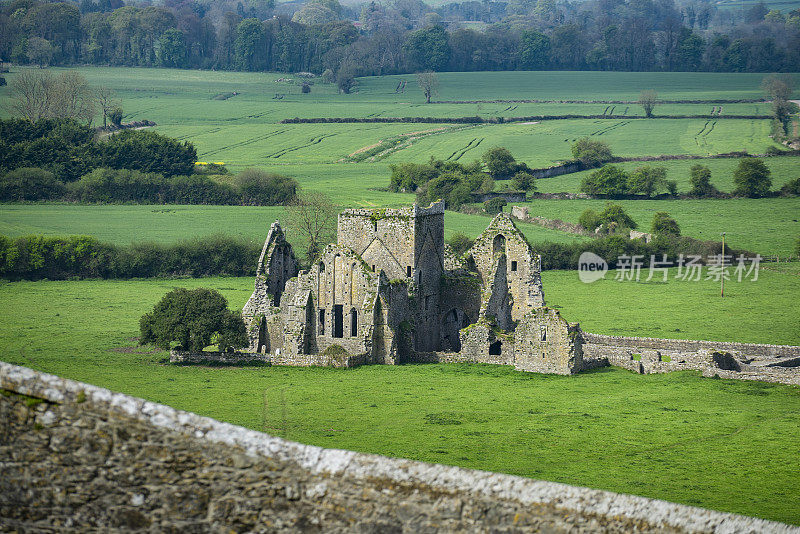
[583,332,800,359]
[1,360,797,534]
[339,200,445,218]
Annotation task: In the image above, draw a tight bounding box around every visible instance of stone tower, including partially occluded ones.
[337,201,445,351]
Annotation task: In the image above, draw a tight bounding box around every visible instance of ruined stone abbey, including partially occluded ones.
[242,201,584,374]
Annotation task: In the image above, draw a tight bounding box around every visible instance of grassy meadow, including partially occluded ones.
[0,274,799,524]
[1,66,800,523]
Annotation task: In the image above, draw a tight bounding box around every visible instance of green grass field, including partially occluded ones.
[0,275,798,524]
[1,67,799,522]
[0,203,588,248]
[516,197,800,256]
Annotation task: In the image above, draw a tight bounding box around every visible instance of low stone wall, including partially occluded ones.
[169,349,270,365]
[1,361,796,533]
[582,333,800,386]
[582,333,800,360]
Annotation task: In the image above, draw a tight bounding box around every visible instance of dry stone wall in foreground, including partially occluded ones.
[1,361,797,533]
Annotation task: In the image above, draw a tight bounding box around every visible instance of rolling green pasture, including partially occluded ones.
[0,275,798,524]
[162,118,783,171]
[0,203,588,247]
[535,156,800,194]
[518,197,800,256]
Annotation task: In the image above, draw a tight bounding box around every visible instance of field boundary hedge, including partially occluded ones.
[0,234,260,280]
[0,232,757,281]
[432,99,766,104]
[281,114,772,125]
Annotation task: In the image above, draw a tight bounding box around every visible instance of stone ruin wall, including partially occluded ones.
[582,333,800,386]
[467,213,544,322]
[3,361,794,533]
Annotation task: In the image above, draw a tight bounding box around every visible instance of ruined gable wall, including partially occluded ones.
[242,221,299,352]
[467,213,544,323]
[514,308,583,375]
[4,362,787,533]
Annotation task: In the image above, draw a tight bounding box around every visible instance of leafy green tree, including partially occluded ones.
[447,232,473,256]
[483,197,507,214]
[578,208,601,231]
[520,31,550,69]
[482,147,517,178]
[109,107,123,127]
[761,74,797,135]
[628,165,673,197]
[688,164,717,197]
[780,177,800,196]
[158,28,187,68]
[234,18,266,71]
[651,212,681,236]
[580,165,629,196]
[236,168,299,205]
[511,171,536,192]
[403,25,451,72]
[599,203,637,230]
[336,61,357,94]
[639,90,658,118]
[139,288,248,352]
[0,167,65,201]
[100,130,196,177]
[571,137,613,167]
[733,158,772,198]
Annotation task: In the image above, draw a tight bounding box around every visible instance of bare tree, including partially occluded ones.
[639,90,658,118]
[762,74,797,134]
[761,74,795,101]
[286,191,339,264]
[96,86,118,128]
[55,71,96,125]
[7,69,56,122]
[7,70,96,124]
[416,71,439,104]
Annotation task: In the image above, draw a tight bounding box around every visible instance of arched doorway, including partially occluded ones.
[441,308,468,352]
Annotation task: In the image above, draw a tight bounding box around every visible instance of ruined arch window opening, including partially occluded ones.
[407,266,412,277]
[493,234,506,257]
[257,316,267,353]
[333,305,343,338]
[319,262,325,272]
[511,261,517,272]
[489,340,502,355]
[350,308,358,337]
[319,309,325,335]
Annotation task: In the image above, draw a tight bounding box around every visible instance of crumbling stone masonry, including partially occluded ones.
[242,203,584,374]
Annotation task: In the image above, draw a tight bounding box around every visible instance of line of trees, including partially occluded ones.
[579,157,786,198]
[0,117,196,181]
[2,0,799,79]
[0,166,300,206]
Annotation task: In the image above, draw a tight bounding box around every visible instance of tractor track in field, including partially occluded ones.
[200,129,287,157]
[590,120,631,136]
[447,137,485,161]
[266,133,339,159]
[174,127,222,141]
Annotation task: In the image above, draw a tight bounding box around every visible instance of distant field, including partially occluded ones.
[543,265,800,345]
[534,156,800,194]
[517,197,800,256]
[0,203,588,248]
[0,276,798,524]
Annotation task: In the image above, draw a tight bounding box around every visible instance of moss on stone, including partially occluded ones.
[322,344,349,356]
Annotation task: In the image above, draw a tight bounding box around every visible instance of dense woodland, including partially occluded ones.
[1,0,799,81]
